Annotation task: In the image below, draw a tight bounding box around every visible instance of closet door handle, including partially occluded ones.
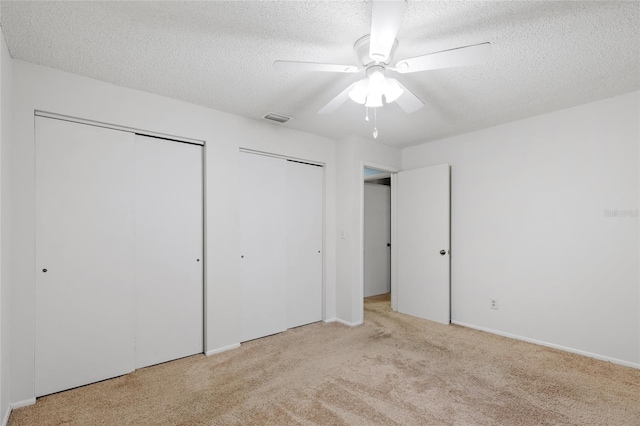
[439,250,446,255]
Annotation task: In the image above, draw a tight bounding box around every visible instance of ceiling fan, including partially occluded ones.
[273,0,491,127]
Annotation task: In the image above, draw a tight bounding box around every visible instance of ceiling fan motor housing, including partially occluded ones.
[354,34,398,67]
[366,65,386,78]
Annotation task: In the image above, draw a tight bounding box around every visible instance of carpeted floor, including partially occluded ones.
[9,294,640,425]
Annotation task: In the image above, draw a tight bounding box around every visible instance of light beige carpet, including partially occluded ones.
[10,294,640,425]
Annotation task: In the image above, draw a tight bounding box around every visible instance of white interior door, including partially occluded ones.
[364,183,391,297]
[396,164,451,324]
[238,152,288,341]
[134,135,203,369]
[286,160,323,328]
[35,117,136,396]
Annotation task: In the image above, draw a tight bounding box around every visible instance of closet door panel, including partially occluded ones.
[286,161,323,328]
[134,135,204,369]
[35,117,136,397]
[238,152,288,342]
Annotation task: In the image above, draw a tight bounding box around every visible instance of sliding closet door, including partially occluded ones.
[238,152,288,341]
[286,161,323,328]
[35,117,136,397]
[134,135,203,369]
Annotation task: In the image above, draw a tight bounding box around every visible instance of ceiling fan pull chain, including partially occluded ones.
[365,107,370,122]
[373,108,378,139]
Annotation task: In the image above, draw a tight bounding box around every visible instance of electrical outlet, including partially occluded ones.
[489,298,498,310]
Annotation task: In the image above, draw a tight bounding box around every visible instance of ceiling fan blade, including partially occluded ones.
[273,60,359,73]
[318,83,357,115]
[389,79,424,113]
[394,42,491,74]
[369,0,407,63]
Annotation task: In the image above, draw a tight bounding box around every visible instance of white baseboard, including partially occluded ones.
[452,320,640,370]
[10,398,35,410]
[3,398,36,426]
[205,343,240,356]
[324,318,363,327]
[1,406,10,426]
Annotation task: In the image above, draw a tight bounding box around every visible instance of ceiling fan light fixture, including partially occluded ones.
[367,69,387,96]
[350,68,402,108]
[348,79,368,104]
[365,93,383,108]
[384,78,404,103]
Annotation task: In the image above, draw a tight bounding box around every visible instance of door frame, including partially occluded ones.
[359,161,400,312]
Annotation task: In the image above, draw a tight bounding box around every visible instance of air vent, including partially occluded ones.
[263,112,291,124]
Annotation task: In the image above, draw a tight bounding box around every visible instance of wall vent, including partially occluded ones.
[263,112,291,124]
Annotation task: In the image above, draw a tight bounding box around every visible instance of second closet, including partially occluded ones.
[238,151,323,342]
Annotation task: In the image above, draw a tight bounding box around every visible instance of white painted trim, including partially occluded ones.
[201,143,208,355]
[452,320,640,370]
[324,318,363,327]
[3,397,37,425]
[362,161,400,174]
[204,343,240,356]
[35,111,205,146]
[390,172,398,312]
[1,406,10,426]
[239,148,324,167]
[9,398,35,410]
[364,173,391,181]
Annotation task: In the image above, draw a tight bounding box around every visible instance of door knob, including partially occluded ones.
[440,250,446,255]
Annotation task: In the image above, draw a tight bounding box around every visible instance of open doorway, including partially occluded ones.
[360,162,451,325]
[363,166,393,310]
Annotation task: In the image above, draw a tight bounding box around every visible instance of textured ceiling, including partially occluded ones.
[1,1,639,148]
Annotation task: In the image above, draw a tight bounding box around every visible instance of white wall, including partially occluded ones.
[0,26,12,425]
[9,60,337,404]
[403,92,640,366]
[335,135,401,324]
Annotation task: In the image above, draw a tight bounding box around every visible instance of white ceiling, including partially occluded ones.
[1,1,639,148]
